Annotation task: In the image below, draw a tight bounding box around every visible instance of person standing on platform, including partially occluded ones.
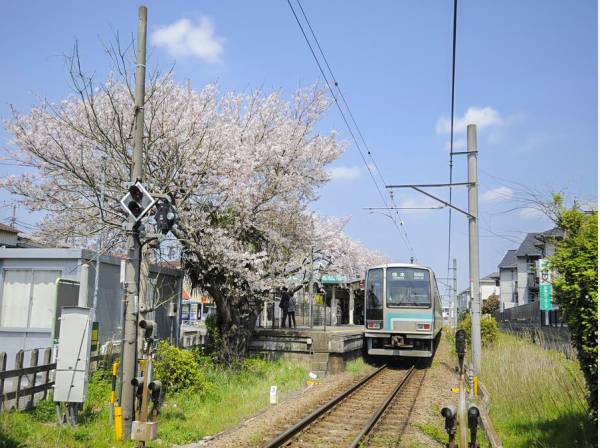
[279,287,290,328]
[287,293,297,329]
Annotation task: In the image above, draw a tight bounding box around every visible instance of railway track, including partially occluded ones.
[262,363,424,448]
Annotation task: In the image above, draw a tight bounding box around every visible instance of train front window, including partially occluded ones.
[386,267,430,307]
[365,268,384,320]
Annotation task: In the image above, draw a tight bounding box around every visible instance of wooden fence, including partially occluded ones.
[0,348,118,412]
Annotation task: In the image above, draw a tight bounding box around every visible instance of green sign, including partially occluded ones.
[320,274,350,284]
[540,284,552,311]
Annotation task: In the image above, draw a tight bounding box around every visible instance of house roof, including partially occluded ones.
[498,249,517,269]
[481,272,499,282]
[515,233,544,257]
[0,223,18,234]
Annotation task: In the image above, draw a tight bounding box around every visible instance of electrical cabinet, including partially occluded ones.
[54,307,92,403]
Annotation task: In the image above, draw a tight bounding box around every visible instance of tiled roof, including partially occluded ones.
[498,249,517,268]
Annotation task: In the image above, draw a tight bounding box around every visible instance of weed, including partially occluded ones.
[415,422,447,445]
[481,333,595,447]
[345,358,369,374]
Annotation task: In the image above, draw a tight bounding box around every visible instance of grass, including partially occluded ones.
[481,332,595,448]
[345,357,370,374]
[0,357,308,448]
[415,422,447,445]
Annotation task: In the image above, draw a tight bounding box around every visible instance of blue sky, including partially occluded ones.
[0,1,597,296]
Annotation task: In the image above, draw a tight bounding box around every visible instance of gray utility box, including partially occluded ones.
[54,307,92,403]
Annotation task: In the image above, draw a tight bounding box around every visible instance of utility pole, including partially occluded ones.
[121,5,147,439]
[92,155,107,321]
[467,124,481,374]
[308,246,314,328]
[452,258,458,328]
[10,204,16,228]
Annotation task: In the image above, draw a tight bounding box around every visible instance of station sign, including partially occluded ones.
[537,258,553,311]
[320,274,349,284]
[540,284,552,311]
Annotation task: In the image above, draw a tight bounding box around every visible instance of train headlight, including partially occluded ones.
[416,322,432,331]
[366,320,382,330]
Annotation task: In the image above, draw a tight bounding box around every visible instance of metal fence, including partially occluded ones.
[494,300,565,327]
[256,292,335,329]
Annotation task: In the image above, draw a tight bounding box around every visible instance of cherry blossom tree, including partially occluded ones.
[2,46,383,363]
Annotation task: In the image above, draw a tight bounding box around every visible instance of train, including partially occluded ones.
[364,262,443,358]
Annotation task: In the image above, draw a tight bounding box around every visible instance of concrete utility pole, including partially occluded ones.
[10,204,16,228]
[92,155,107,321]
[467,124,481,374]
[121,5,148,439]
[452,258,458,328]
[78,263,90,307]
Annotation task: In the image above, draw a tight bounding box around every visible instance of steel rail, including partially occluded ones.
[347,365,417,448]
[261,364,388,448]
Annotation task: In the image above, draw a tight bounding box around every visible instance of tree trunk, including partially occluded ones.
[213,292,261,365]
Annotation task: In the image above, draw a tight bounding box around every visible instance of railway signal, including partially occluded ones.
[120,181,156,223]
[154,199,177,234]
[441,405,457,448]
[468,404,480,448]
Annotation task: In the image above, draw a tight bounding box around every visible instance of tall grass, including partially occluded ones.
[481,333,594,447]
[0,357,307,448]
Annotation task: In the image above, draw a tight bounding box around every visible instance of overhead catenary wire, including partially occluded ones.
[286,0,417,260]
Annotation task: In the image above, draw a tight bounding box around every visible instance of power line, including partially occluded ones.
[287,0,417,260]
[446,0,459,299]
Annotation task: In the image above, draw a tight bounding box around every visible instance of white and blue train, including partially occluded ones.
[364,263,443,358]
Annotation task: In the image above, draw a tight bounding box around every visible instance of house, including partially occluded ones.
[0,247,183,368]
[0,224,19,247]
[456,272,500,315]
[497,228,562,309]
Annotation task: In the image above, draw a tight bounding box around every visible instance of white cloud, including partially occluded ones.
[328,165,361,181]
[151,17,224,63]
[518,207,546,219]
[436,106,504,135]
[481,187,514,203]
[396,196,442,214]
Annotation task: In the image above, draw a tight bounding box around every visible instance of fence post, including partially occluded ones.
[0,352,6,412]
[26,349,39,410]
[15,350,24,410]
[42,348,52,401]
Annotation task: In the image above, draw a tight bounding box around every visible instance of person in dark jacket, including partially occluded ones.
[279,287,290,328]
[287,293,297,328]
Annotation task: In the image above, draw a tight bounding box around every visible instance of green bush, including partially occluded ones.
[550,205,598,422]
[482,293,500,315]
[154,341,209,392]
[458,313,498,346]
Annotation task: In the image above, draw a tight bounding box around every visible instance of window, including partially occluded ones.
[365,268,383,320]
[386,267,431,307]
[1,270,60,329]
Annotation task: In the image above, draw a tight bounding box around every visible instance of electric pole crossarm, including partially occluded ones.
[386,182,473,188]
[410,186,475,219]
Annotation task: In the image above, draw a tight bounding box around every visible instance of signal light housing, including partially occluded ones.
[120,181,156,223]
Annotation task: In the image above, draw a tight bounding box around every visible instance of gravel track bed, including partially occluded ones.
[363,366,428,447]
[282,367,412,448]
[188,367,375,448]
[183,335,458,448]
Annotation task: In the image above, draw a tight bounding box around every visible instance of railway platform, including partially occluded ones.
[250,325,364,377]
